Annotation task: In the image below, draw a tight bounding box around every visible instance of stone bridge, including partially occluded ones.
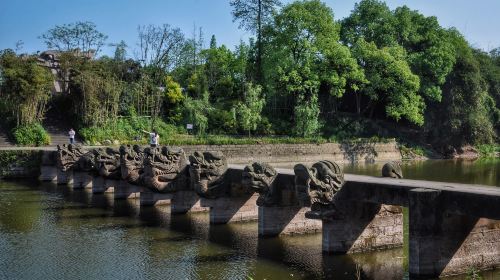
[37,145,500,279]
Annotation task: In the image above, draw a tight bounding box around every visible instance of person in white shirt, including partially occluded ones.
[143,129,159,147]
[68,128,76,144]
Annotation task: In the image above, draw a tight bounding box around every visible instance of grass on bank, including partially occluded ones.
[78,117,396,146]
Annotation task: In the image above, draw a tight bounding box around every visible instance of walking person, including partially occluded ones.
[68,128,76,144]
[143,129,159,147]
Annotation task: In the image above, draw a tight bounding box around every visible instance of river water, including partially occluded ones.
[0,159,498,280]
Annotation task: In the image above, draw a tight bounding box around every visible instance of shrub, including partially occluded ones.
[79,117,180,145]
[476,144,500,158]
[207,109,237,135]
[12,123,50,146]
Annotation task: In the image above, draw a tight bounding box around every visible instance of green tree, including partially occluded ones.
[163,76,185,123]
[183,92,212,135]
[69,59,124,126]
[40,21,108,55]
[393,6,455,102]
[230,0,281,81]
[352,39,423,125]
[266,0,365,126]
[340,0,397,47]
[474,48,500,136]
[341,0,455,103]
[426,31,496,149]
[113,40,127,61]
[202,43,236,102]
[235,83,265,136]
[294,92,321,137]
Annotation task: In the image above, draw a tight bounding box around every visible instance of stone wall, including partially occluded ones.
[0,150,42,179]
[176,140,401,165]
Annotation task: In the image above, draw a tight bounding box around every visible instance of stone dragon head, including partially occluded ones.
[242,162,278,206]
[381,161,403,178]
[95,147,121,179]
[119,144,145,184]
[188,151,227,198]
[294,160,345,208]
[142,146,188,193]
[56,144,86,171]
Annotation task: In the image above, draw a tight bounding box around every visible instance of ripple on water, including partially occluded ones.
[0,178,499,280]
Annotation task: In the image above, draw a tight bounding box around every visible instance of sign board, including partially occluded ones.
[186,124,193,130]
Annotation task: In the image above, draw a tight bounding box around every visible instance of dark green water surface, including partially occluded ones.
[0,159,498,280]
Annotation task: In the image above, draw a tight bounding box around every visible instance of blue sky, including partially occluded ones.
[1,0,499,57]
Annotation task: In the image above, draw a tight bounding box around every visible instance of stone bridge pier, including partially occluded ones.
[39,151,58,182]
[114,181,142,199]
[409,188,500,278]
[92,176,115,194]
[253,167,322,236]
[319,202,403,254]
[57,169,73,185]
[199,169,259,224]
[317,175,500,278]
[73,171,93,189]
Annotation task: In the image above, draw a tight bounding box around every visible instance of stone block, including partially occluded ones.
[171,190,209,214]
[203,194,259,224]
[73,171,93,189]
[57,170,73,185]
[322,203,403,254]
[259,206,322,236]
[114,181,142,200]
[92,176,114,194]
[409,188,500,278]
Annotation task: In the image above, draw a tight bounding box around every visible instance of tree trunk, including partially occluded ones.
[355,92,361,115]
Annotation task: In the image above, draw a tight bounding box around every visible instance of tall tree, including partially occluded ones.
[230,0,281,82]
[351,39,423,125]
[40,21,108,55]
[340,0,397,47]
[267,0,365,127]
[426,31,496,149]
[112,40,128,61]
[340,0,455,103]
[137,24,185,80]
[234,83,265,136]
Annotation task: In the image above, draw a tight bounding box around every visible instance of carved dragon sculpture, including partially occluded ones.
[119,145,145,185]
[189,151,227,198]
[382,161,403,178]
[294,160,345,209]
[142,146,188,193]
[56,144,91,172]
[242,162,278,206]
[94,147,121,179]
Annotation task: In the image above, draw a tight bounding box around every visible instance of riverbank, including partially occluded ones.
[0,150,42,179]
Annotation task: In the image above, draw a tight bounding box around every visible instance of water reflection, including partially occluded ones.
[0,175,499,279]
